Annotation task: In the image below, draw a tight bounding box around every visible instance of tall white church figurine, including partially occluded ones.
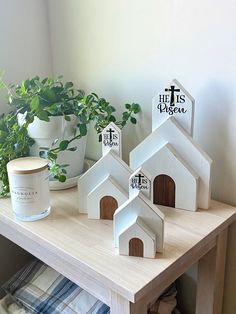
[78,122,130,219]
[130,79,212,211]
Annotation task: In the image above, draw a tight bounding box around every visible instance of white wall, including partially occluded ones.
[48,1,236,313]
[0,0,52,113]
[0,0,52,291]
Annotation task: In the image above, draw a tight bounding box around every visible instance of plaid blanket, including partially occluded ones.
[2,260,110,314]
[2,259,178,314]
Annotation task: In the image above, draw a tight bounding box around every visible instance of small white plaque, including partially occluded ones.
[101,122,122,157]
[129,168,151,199]
[152,79,195,136]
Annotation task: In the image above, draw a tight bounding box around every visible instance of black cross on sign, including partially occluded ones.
[135,174,145,185]
[106,128,115,141]
[165,85,180,106]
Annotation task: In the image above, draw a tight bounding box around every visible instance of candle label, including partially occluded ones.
[11,187,38,204]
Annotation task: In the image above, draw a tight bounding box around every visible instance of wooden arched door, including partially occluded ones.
[129,238,144,257]
[100,196,118,220]
[153,174,175,207]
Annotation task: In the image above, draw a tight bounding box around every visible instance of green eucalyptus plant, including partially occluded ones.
[0,75,141,196]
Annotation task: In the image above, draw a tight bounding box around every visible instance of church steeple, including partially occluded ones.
[101,122,122,157]
[152,79,195,136]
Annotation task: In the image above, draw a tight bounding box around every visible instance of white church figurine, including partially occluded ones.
[78,123,131,220]
[118,217,157,258]
[87,175,128,219]
[130,80,212,211]
[114,191,164,258]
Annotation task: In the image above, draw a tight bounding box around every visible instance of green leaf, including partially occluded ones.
[132,103,141,113]
[0,130,7,139]
[130,117,137,124]
[122,112,130,120]
[42,88,57,102]
[41,78,48,85]
[67,147,77,151]
[24,79,30,89]
[109,115,116,122]
[77,89,85,99]
[48,152,57,160]
[59,140,69,151]
[79,113,88,124]
[91,92,98,99]
[65,82,73,89]
[37,110,49,122]
[30,96,40,111]
[86,94,94,105]
[59,175,66,182]
[45,104,58,115]
[125,103,131,110]
[64,115,71,121]
[27,114,34,124]
[34,75,40,82]
[21,82,26,94]
[110,106,116,112]
[0,80,4,89]
[78,123,87,136]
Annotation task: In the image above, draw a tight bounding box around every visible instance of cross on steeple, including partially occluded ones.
[135,174,144,185]
[165,85,180,106]
[106,128,115,141]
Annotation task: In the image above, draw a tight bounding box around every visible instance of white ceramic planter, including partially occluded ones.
[18,114,87,180]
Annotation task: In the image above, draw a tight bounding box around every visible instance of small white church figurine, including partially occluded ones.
[114,166,164,259]
[78,122,130,219]
[130,79,212,211]
[114,183,164,258]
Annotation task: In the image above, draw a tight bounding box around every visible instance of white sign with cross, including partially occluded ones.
[152,79,195,136]
[129,167,151,199]
[101,122,122,158]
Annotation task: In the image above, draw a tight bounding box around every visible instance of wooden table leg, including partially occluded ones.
[110,291,131,314]
[196,228,228,314]
[110,291,148,314]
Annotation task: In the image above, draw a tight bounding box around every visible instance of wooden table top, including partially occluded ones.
[0,188,236,303]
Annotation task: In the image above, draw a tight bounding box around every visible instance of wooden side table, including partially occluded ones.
[0,188,235,314]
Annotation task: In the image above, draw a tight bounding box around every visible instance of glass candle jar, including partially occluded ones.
[7,157,51,221]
